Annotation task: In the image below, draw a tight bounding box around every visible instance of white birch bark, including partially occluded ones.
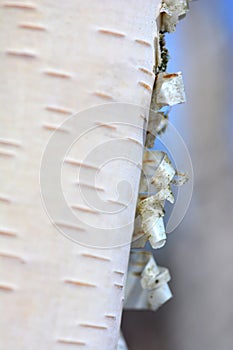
[0,1,161,349]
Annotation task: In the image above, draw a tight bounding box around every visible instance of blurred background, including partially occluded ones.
[122,1,233,349]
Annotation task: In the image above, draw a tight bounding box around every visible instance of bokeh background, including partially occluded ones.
[122,1,233,349]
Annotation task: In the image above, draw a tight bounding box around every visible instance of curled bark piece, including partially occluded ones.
[137,196,166,249]
[124,251,172,311]
[150,151,176,191]
[160,0,189,33]
[155,72,186,108]
[146,111,169,148]
[139,150,175,194]
[172,171,189,186]
[147,283,173,310]
[135,151,176,248]
[147,71,185,148]
[136,189,174,249]
[139,150,163,194]
[153,111,169,134]
[136,148,189,250]
[125,0,191,325]
[141,255,170,289]
[141,255,172,310]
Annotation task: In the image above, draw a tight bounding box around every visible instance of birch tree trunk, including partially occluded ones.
[0,1,161,349]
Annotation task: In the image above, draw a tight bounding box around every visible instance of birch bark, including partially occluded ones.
[0,1,161,349]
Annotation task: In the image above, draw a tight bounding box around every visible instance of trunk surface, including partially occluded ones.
[0,1,161,349]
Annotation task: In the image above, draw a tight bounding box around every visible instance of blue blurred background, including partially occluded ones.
[123,1,233,349]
